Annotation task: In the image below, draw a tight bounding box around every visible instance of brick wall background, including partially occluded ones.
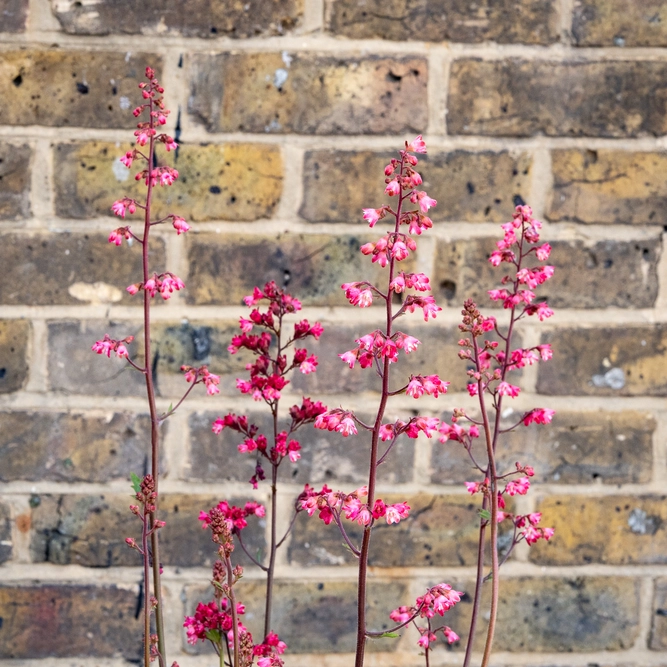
[1,0,667,665]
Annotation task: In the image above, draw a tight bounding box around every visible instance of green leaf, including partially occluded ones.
[377,632,400,638]
[205,629,222,644]
[130,472,142,494]
[478,508,491,520]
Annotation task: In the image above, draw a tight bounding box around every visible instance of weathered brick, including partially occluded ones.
[0,0,28,32]
[0,51,161,128]
[54,142,282,222]
[549,149,667,225]
[184,579,407,654]
[48,320,145,397]
[0,584,141,658]
[0,412,151,482]
[189,53,427,134]
[327,0,559,43]
[52,0,302,37]
[530,496,667,565]
[0,501,11,563]
[431,410,655,486]
[651,578,667,649]
[300,150,531,223]
[30,493,263,568]
[0,233,165,306]
[448,59,667,137]
[48,319,249,397]
[293,322,513,396]
[447,576,639,652]
[537,325,667,396]
[0,143,30,219]
[289,494,514,568]
[434,236,661,309]
[573,0,667,46]
[0,320,30,394]
[186,233,415,306]
[188,411,414,485]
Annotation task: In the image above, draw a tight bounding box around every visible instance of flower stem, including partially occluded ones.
[143,97,166,667]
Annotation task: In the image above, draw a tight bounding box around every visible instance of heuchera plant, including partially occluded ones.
[92,67,216,667]
[298,137,555,667]
[185,282,326,659]
[92,65,557,667]
[184,501,287,667]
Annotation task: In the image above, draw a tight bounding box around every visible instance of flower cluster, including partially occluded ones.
[199,501,266,533]
[212,282,326,488]
[465,465,554,545]
[180,364,220,396]
[91,333,134,359]
[126,271,185,300]
[389,584,462,651]
[300,484,411,527]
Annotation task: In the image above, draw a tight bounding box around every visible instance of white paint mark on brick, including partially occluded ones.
[68,282,123,304]
[591,367,626,390]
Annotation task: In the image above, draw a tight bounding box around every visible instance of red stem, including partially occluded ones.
[354,155,406,667]
[142,93,166,667]
[141,515,151,667]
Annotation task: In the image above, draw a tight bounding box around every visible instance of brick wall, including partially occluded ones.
[1,0,666,664]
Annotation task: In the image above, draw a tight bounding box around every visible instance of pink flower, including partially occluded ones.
[111,200,128,217]
[523,408,555,425]
[120,151,134,168]
[108,227,131,246]
[406,135,427,153]
[391,241,409,261]
[299,355,318,374]
[443,627,459,644]
[396,333,420,353]
[336,417,357,437]
[339,349,358,369]
[385,180,400,196]
[505,477,530,496]
[497,381,520,397]
[362,208,382,227]
[172,216,190,234]
[406,377,424,398]
[126,283,139,295]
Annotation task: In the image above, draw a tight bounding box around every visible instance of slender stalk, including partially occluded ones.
[226,556,241,667]
[142,515,151,667]
[461,494,488,667]
[354,156,405,667]
[474,334,499,667]
[264,462,278,638]
[142,96,166,667]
